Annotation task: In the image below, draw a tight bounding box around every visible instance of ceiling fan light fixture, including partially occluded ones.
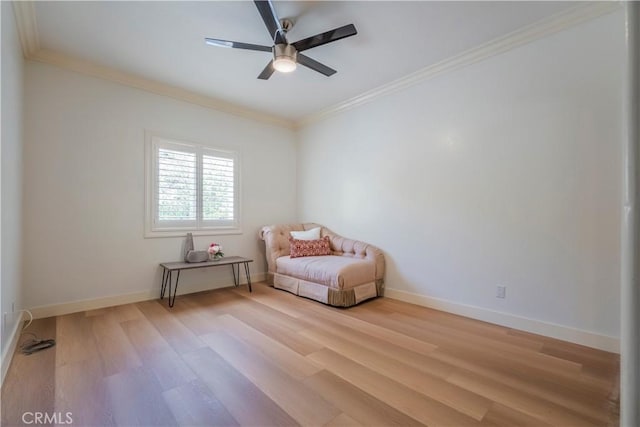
[273,57,296,73]
[273,44,297,73]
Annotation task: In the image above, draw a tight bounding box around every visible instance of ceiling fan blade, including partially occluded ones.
[297,54,336,77]
[254,0,286,45]
[205,38,272,52]
[257,61,275,80]
[292,24,357,52]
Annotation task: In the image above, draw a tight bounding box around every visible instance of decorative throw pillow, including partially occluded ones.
[289,236,331,258]
[290,227,321,241]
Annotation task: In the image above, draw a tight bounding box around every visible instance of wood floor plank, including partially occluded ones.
[447,370,605,426]
[541,343,619,381]
[308,348,482,426]
[301,326,492,420]
[224,303,324,355]
[228,296,314,332]
[161,295,230,337]
[104,365,178,427]
[508,328,618,363]
[110,303,145,323]
[324,413,362,427]
[387,311,583,374]
[509,329,620,385]
[90,314,142,376]
[135,300,206,354]
[187,287,248,308]
[182,347,300,427]
[215,314,322,379]
[120,317,172,359]
[201,331,340,426]
[433,347,615,423]
[345,307,587,382]
[368,298,545,351]
[303,313,453,379]
[430,345,614,404]
[53,312,117,425]
[162,379,239,427]
[480,402,554,427]
[120,317,199,391]
[145,350,199,392]
[303,370,424,427]
[85,307,112,317]
[229,285,308,319]
[301,304,439,356]
[56,312,102,366]
[55,359,115,427]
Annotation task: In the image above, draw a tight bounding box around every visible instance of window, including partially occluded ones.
[145,133,241,237]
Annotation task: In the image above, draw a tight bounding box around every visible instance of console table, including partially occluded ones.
[159,256,253,307]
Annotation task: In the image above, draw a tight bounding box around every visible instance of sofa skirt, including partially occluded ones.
[273,273,384,307]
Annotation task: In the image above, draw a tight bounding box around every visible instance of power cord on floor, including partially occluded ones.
[18,309,56,355]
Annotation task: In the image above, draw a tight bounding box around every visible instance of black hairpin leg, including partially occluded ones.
[231,263,239,287]
[160,269,180,308]
[244,262,252,292]
[161,268,169,299]
[230,263,251,292]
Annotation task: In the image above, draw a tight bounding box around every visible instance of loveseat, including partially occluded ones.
[259,223,385,307]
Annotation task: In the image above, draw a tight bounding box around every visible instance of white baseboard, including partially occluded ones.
[29,272,266,319]
[29,290,155,319]
[385,288,619,353]
[1,312,25,387]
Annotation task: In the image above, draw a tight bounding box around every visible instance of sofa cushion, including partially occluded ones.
[289,236,331,258]
[290,226,321,240]
[276,255,375,290]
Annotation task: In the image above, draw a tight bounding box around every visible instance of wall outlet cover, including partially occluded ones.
[496,286,506,299]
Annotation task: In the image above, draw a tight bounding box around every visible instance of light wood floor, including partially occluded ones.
[2,282,619,427]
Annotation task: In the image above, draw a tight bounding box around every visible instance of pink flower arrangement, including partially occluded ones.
[208,243,224,260]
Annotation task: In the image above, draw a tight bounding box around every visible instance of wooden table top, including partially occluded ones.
[160,256,253,271]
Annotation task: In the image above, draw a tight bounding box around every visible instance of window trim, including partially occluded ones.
[144,131,242,238]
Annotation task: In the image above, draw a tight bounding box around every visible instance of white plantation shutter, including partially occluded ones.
[146,135,241,236]
[202,154,235,221]
[157,148,197,221]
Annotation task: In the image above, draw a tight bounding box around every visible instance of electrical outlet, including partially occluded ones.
[2,312,7,333]
[496,285,506,299]
[12,302,15,313]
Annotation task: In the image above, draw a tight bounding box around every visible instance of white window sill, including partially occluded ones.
[144,227,243,239]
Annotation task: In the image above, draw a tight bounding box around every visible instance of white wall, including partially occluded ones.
[23,61,297,311]
[1,2,25,356]
[297,11,624,345]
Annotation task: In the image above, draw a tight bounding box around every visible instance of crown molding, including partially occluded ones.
[12,0,39,57]
[295,1,623,128]
[11,0,293,129]
[28,49,294,129]
[12,1,621,131]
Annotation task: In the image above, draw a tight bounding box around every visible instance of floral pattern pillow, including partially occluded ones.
[289,236,331,258]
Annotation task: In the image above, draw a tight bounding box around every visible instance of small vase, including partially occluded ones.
[210,253,223,261]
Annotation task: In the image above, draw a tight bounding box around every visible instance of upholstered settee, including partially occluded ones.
[258,223,385,307]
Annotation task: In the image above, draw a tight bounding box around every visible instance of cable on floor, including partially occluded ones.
[17,309,56,355]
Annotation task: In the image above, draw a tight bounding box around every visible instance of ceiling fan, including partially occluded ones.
[205,0,357,80]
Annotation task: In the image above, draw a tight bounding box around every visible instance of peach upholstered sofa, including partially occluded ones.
[259,223,385,307]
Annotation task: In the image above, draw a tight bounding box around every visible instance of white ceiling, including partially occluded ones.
[33,1,580,122]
